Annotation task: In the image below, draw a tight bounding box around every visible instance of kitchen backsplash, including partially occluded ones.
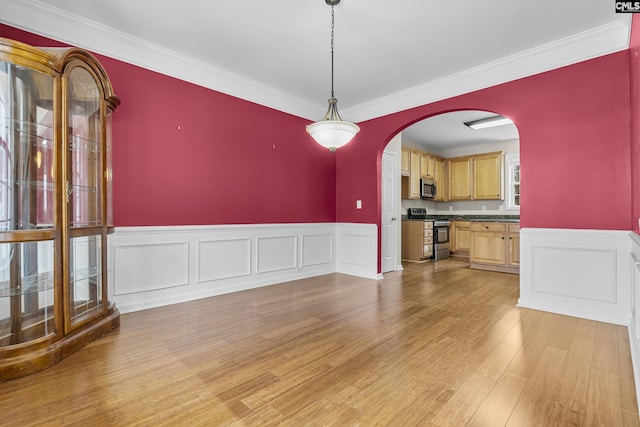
[400,198,518,216]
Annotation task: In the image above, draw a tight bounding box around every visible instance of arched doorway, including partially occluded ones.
[381,110,520,272]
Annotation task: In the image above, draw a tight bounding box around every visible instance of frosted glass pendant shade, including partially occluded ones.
[306,120,360,151]
[307,97,360,151]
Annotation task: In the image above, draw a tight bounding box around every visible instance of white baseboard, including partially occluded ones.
[109,222,379,313]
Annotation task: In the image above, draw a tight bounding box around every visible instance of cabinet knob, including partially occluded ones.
[502,237,505,240]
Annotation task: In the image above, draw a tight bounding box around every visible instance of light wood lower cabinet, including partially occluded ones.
[451,220,471,256]
[507,225,520,266]
[470,222,519,274]
[402,220,433,261]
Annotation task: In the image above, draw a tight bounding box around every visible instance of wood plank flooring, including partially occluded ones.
[0,258,638,426]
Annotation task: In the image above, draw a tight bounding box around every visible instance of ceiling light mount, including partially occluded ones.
[307,0,359,152]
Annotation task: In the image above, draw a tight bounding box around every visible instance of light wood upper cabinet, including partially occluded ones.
[473,151,504,200]
[401,146,410,176]
[433,157,447,201]
[401,147,422,199]
[448,157,473,200]
[401,145,504,203]
[421,153,435,179]
[409,149,421,199]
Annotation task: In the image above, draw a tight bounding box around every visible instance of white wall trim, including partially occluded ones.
[519,228,632,325]
[335,223,380,280]
[627,233,640,413]
[0,2,630,122]
[108,223,379,313]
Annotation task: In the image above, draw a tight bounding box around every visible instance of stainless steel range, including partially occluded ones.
[433,219,451,260]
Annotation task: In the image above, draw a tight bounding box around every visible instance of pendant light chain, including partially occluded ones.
[330,4,335,99]
[306,0,360,151]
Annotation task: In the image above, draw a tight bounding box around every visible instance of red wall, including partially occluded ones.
[0,24,337,226]
[338,52,633,234]
[2,24,634,241]
[630,15,640,234]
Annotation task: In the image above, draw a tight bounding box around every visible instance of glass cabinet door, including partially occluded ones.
[0,38,120,380]
[65,65,105,330]
[0,61,57,345]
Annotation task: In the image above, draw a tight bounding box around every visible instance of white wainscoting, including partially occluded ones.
[628,233,640,413]
[335,223,381,280]
[109,222,378,313]
[519,228,632,325]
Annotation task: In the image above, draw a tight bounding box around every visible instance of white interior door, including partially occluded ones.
[381,151,397,273]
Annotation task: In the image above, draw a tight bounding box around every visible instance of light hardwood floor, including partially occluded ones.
[0,258,638,426]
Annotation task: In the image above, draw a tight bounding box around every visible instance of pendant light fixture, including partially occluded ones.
[306,0,360,152]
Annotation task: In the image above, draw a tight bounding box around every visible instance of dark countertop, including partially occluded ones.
[402,214,519,223]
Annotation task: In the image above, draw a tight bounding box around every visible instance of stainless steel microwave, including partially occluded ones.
[420,178,437,199]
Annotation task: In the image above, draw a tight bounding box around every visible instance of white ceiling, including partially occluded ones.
[1,0,630,146]
[402,110,520,151]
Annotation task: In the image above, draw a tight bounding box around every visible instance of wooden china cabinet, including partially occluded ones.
[0,38,120,380]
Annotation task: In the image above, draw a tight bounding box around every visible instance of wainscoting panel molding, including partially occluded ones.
[301,233,334,267]
[197,238,251,283]
[113,242,190,295]
[109,223,379,313]
[256,235,298,274]
[519,228,631,325]
[335,223,380,280]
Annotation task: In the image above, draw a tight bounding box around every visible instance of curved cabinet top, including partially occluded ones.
[0,37,120,109]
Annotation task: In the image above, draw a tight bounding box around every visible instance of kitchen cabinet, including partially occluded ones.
[401,148,422,199]
[470,222,519,274]
[0,38,121,379]
[473,151,504,200]
[448,152,504,201]
[433,157,447,201]
[421,153,436,179]
[451,221,471,256]
[401,146,410,176]
[448,156,473,200]
[402,220,433,261]
[507,223,520,266]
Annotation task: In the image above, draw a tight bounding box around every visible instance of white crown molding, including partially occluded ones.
[1,1,631,122]
[343,18,631,122]
[0,0,322,120]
